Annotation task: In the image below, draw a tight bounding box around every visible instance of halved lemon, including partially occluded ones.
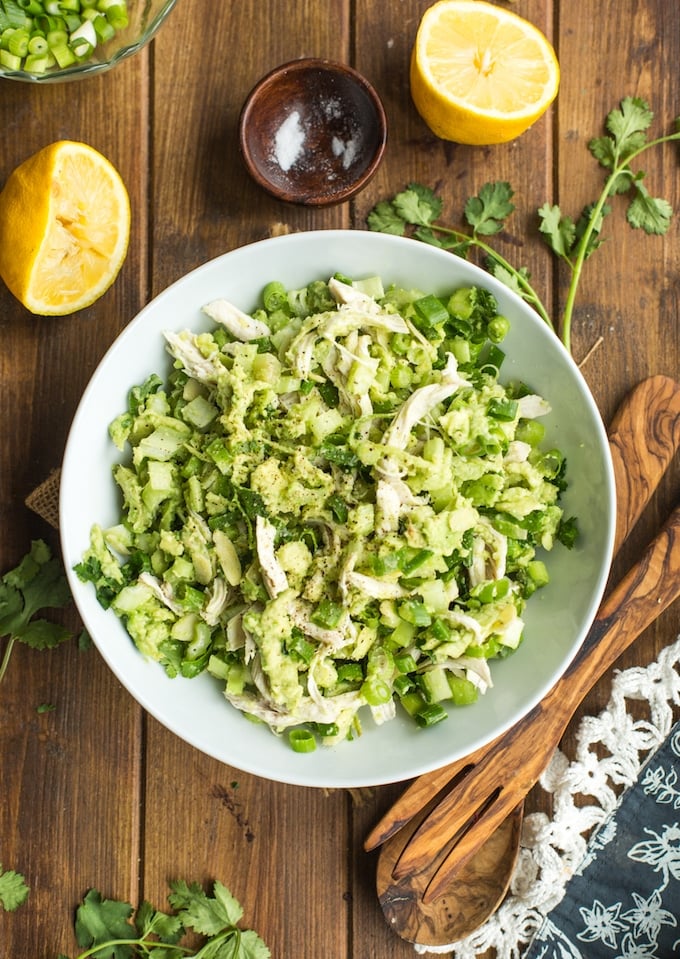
[410,0,560,145]
[0,140,130,316]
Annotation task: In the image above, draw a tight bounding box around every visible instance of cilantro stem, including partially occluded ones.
[73,939,192,959]
[71,925,240,959]
[0,637,15,685]
[419,222,554,330]
[560,128,680,353]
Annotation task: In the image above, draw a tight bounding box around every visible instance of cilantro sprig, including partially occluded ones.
[368,97,680,354]
[0,539,74,685]
[0,863,29,912]
[58,880,270,959]
[367,181,552,329]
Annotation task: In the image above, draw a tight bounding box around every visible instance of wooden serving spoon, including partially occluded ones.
[369,374,680,946]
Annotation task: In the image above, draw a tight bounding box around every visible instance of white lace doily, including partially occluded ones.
[414,636,680,958]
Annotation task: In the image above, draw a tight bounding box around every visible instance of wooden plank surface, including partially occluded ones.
[1,2,679,957]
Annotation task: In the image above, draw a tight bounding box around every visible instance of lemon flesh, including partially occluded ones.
[411,0,560,145]
[0,140,130,316]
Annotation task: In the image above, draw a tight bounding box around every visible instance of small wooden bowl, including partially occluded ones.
[239,58,387,206]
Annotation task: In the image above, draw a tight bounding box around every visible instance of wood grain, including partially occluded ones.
[1,2,679,957]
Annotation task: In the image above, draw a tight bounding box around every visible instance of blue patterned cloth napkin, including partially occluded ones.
[525,721,680,959]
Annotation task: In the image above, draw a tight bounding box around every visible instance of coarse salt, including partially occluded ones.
[273,110,305,172]
[332,131,361,170]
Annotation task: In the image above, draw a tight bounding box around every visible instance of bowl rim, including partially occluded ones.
[238,57,388,206]
[60,229,616,788]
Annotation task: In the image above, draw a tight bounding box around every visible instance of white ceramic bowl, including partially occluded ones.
[60,230,615,788]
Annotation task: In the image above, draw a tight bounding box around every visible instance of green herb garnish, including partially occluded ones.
[57,880,270,959]
[0,863,29,912]
[368,97,680,353]
[0,539,74,685]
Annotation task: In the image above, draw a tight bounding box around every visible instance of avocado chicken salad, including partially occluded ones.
[76,273,576,752]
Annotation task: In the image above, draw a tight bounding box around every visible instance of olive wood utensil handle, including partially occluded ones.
[392,501,680,896]
[365,373,680,853]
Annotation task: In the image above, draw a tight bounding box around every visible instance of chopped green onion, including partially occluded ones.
[0,0,129,73]
[472,577,511,604]
[394,651,418,674]
[262,281,289,314]
[314,722,339,738]
[27,33,47,53]
[311,598,344,630]
[289,729,316,753]
[286,631,315,665]
[0,47,21,67]
[487,398,518,421]
[479,343,505,371]
[24,50,47,69]
[393,674,414,696]
[7,27,28,55]
[398,598,432,627]
[50,39,74,64]
[103,2,126,28]
[415,703,448,727]
[428,618,450,642]
[336,662,363,684]
[360,677,392,706]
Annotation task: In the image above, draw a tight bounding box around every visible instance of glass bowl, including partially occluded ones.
[0,0,177,83]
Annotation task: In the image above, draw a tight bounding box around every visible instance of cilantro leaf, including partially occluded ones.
[135,900,183,943]
[366,96,679,355]
[62,881,270,959]
[606,96,654,160]
[0,540,75,684]
[537,203,577,258]
[0,864,29,911]
[392,183,442,226]
[74,889,137,959]
[464,181,514,236]
[487,261,532,299]
[365,200,405,235]
[17,618,72,650]
[236,929,272,959]
[627,182,673,234]
[169,879,243,936]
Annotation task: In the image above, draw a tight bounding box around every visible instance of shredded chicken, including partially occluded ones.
[255,515,289,598]
[328,276,381,311]
[468,518,508,586]
[202,298,271,341]
[517,394,552,419]
[504,440,533,464]
[138,572,184,615]
[164,330,225,383]
[343,570,410,600]
[382,353,470,451]
[203,577,228,626]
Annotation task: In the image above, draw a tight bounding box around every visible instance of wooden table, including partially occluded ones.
[2,2,679,955]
